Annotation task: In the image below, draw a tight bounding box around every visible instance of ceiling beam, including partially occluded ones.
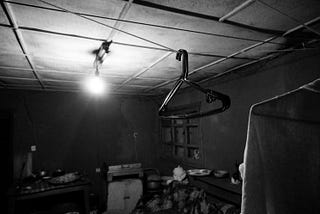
[106,0,133,41]
[146,16,320,92]
[219,0,256,22]
[1,2,45,89]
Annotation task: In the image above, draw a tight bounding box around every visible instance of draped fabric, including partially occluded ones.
[241,79,320,214]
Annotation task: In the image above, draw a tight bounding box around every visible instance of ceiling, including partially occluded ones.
[0,0,319,96]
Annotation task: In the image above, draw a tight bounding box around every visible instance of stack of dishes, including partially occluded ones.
[187,169,211,176]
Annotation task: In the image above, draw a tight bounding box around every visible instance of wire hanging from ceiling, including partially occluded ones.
[36,0,177,53]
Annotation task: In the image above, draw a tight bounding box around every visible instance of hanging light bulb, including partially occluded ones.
[84,40,112,95]
[85,75,106,95]
[85,67,106,95]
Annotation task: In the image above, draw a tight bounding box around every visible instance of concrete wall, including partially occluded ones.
[157,48,320,174]
[0,90,159,206]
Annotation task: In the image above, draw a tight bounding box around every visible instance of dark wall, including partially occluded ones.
[0,90,159,203]
[157,48,320,174]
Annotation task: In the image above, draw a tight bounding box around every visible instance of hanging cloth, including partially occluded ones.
[241,78,320,214]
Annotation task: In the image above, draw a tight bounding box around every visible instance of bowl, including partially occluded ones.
[187,169,211,176]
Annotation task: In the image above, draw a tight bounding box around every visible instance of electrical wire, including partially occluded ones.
[35,0,177,52]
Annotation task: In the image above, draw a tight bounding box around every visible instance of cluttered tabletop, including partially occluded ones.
[9,170,90,197]
[188,168,242,194]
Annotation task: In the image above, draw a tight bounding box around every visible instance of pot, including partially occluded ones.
[146,180,161,189]
[146,174,161,190]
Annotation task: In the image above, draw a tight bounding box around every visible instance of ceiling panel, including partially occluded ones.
[188,55,224,71]
[33,56,94,73]
[10,3,116,39]
[40,71,128,88]
[0,53,31,69]
[138,53,183,79]
[189,71,219,82]
[156,81,177,90]
[229,0,320,31]
[39,70,87,82]
[7,84,42,90]
[97,45,168,77]
[190,58,251,78]
[21,30,100,61]
[1,77,39,85]
[147,0,247,18]
[21,30,99,73]
[117,85,153,94]
[0,26,23,54]
[237,42,285,58]
[125,78,165,87]
[0,67,35,79]
[140,54,222,79]
[101,76,127,85]
[11,0,126,18]
[114,4,270,53]
[175,58,251,82]
[43,80,80,88]
[0,5,9,24]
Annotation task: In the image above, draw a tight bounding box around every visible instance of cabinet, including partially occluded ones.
[107,179,142,214]
[106,165,143,214]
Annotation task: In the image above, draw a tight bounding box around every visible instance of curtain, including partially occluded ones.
[241,79,320,214]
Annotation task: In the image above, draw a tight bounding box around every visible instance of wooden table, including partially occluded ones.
[189,175,242,206]
[8,179,91,214]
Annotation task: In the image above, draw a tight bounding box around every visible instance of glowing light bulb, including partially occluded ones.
[85,76,106,95]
